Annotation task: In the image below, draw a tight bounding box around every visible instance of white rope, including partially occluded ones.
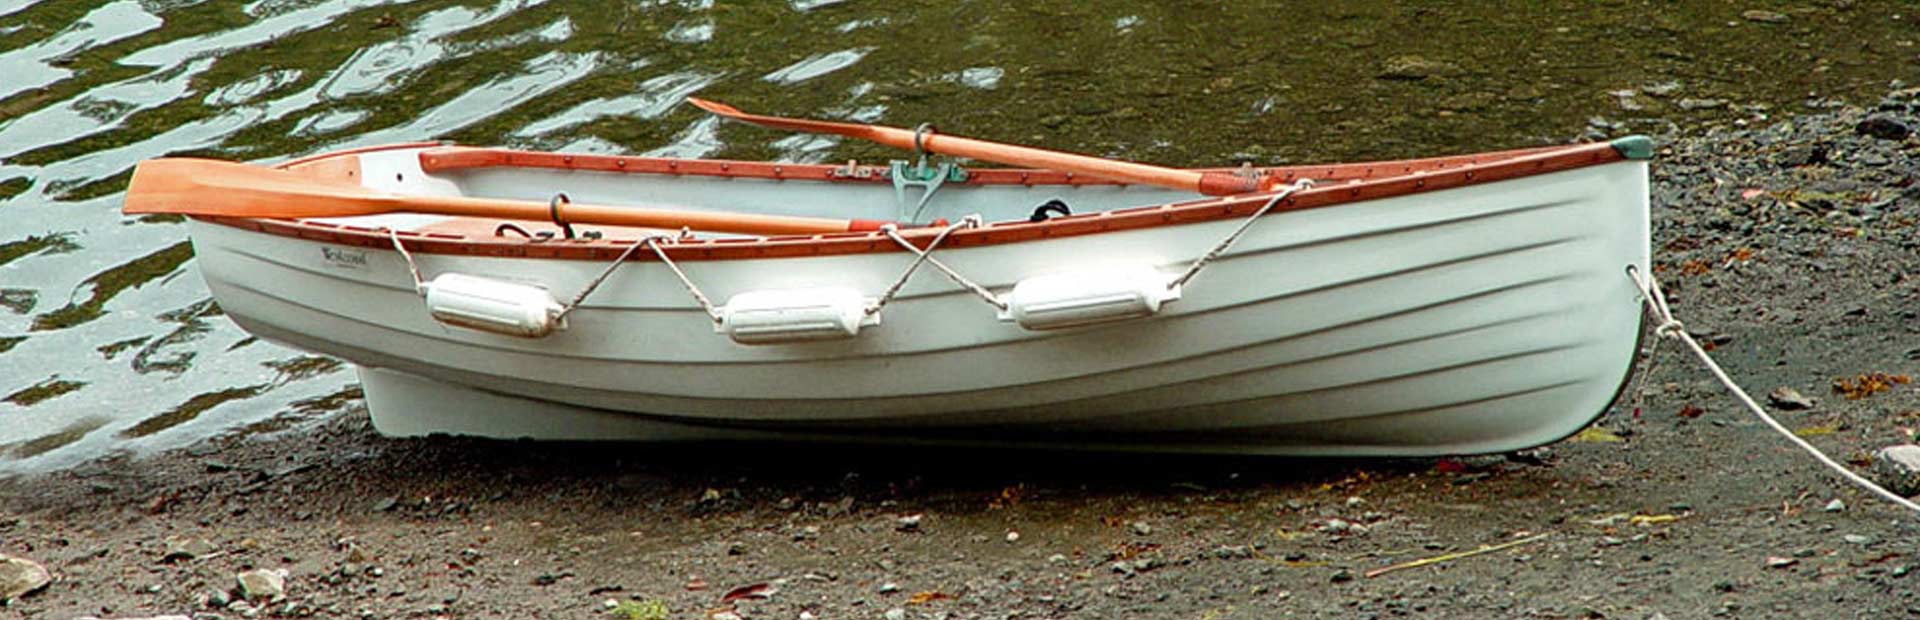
[553,239,651,323]
[1626,266,1920,516]
[1168,180,1314,291]
[869,215,1006,314]
[643,236,723,324]
[387,229,427,295]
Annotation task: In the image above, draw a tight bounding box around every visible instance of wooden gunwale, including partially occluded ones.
[199,141,1628,262]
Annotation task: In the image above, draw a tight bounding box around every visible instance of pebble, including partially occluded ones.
[1047,554,1067,563]
[163,535,219,562]
[877,582,900,594]
[1843,534,1872,545]
[1871,445,1920,496]
[0,555,52,602]
[1004,531,1019,543]
[895,514,923,532]
[1741,9,1788,23]
[1767,387,1814,410]
[1765,556,1797,568]
[237,568,288,601]
[1823,499,1845,512]
[1130,521,1152,536]
[883,608,907,620]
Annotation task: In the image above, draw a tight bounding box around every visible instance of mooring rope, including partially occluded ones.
[1625,266,1920,516]
[387,228,427,295]
[643,235,723,324]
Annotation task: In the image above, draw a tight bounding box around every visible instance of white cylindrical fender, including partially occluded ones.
[717,287,879,345]
[998,267,1181,330]
[422,273,566,338]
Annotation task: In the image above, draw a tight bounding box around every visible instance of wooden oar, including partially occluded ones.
[121,158,898,235]
[686,97,1263,196]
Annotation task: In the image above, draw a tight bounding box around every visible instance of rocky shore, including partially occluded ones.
[3,91,1918,619]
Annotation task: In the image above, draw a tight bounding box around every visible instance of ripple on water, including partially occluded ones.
[762,47,875,85]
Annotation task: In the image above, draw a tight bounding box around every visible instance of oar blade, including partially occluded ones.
[687,97,890,143]
[123,158,393,219]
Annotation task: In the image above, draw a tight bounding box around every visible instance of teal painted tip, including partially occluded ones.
[1609,135,1654,160]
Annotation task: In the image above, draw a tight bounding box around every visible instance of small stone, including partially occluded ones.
[1213,545,1254,559]
[1004,531,1020,543]
[1345,496,1366,507]
[1741,9,1788,23]
[1857,114,1913,141]
[1110,562,1135,576]
[1843,534,1872,545]
[1330,569,1355,583]
[1765,556,1797,569]
[163,536,219,562]
[236,568,287,601]
[1768,387,1814,410]
[1678,98,1728,111]
[877,582,899,594]
[372,496,399,512]
[1376,55,1459,81]
[1824,499,1846,512]
[895,514,923,532]
[1872,445,1920,496]
[883,608,907,620]
[0,555,52,601]
[1047,553,1067,563]
[207,589,232,608]
[1130,521,1152,536]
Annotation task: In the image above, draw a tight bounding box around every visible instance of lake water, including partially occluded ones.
[1,0,1915,474]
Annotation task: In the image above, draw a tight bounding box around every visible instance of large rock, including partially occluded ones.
[236,568,287,601]
[1872,445,1920,497]
[0,554,52,602]
[1856,114,1913,141]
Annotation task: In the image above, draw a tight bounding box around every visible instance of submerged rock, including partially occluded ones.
[1855,114,1912,141]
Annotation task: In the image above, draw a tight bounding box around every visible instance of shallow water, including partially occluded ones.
[0,0,1915,474]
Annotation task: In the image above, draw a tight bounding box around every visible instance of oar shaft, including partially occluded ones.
[690,98,1262,195]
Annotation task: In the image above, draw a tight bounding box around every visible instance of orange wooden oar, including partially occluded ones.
[687,97,1263,196]
[122,158,898,235]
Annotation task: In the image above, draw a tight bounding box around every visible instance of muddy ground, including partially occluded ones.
[4,95,1920,620]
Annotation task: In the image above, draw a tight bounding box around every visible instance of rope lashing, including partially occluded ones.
[642,235,724,324]
[1168,180,1314,291]
[552,238,652,323]
[1625,266,1920,517]
[869,215,1006,315]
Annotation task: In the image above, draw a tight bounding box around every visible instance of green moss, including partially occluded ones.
[13,418,110,459]
[46,169,133,202]
[0,336,24,355]
[119,385,268,438]
[606,599,670,620]
[31,240,193,331]
[4,376,87,407]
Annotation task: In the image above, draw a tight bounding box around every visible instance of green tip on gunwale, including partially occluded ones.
[1609,135,1654,160]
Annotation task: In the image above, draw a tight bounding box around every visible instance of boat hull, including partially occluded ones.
[183,148,1650,456]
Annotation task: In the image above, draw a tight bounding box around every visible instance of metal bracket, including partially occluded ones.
[887,158,968,223]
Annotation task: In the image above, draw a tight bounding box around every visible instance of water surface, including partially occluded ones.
[1,0,1915,474]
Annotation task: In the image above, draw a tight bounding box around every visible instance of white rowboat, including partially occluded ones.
[139,136,1652,455]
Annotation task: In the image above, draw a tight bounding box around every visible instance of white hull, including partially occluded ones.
[183,146,1650,455]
